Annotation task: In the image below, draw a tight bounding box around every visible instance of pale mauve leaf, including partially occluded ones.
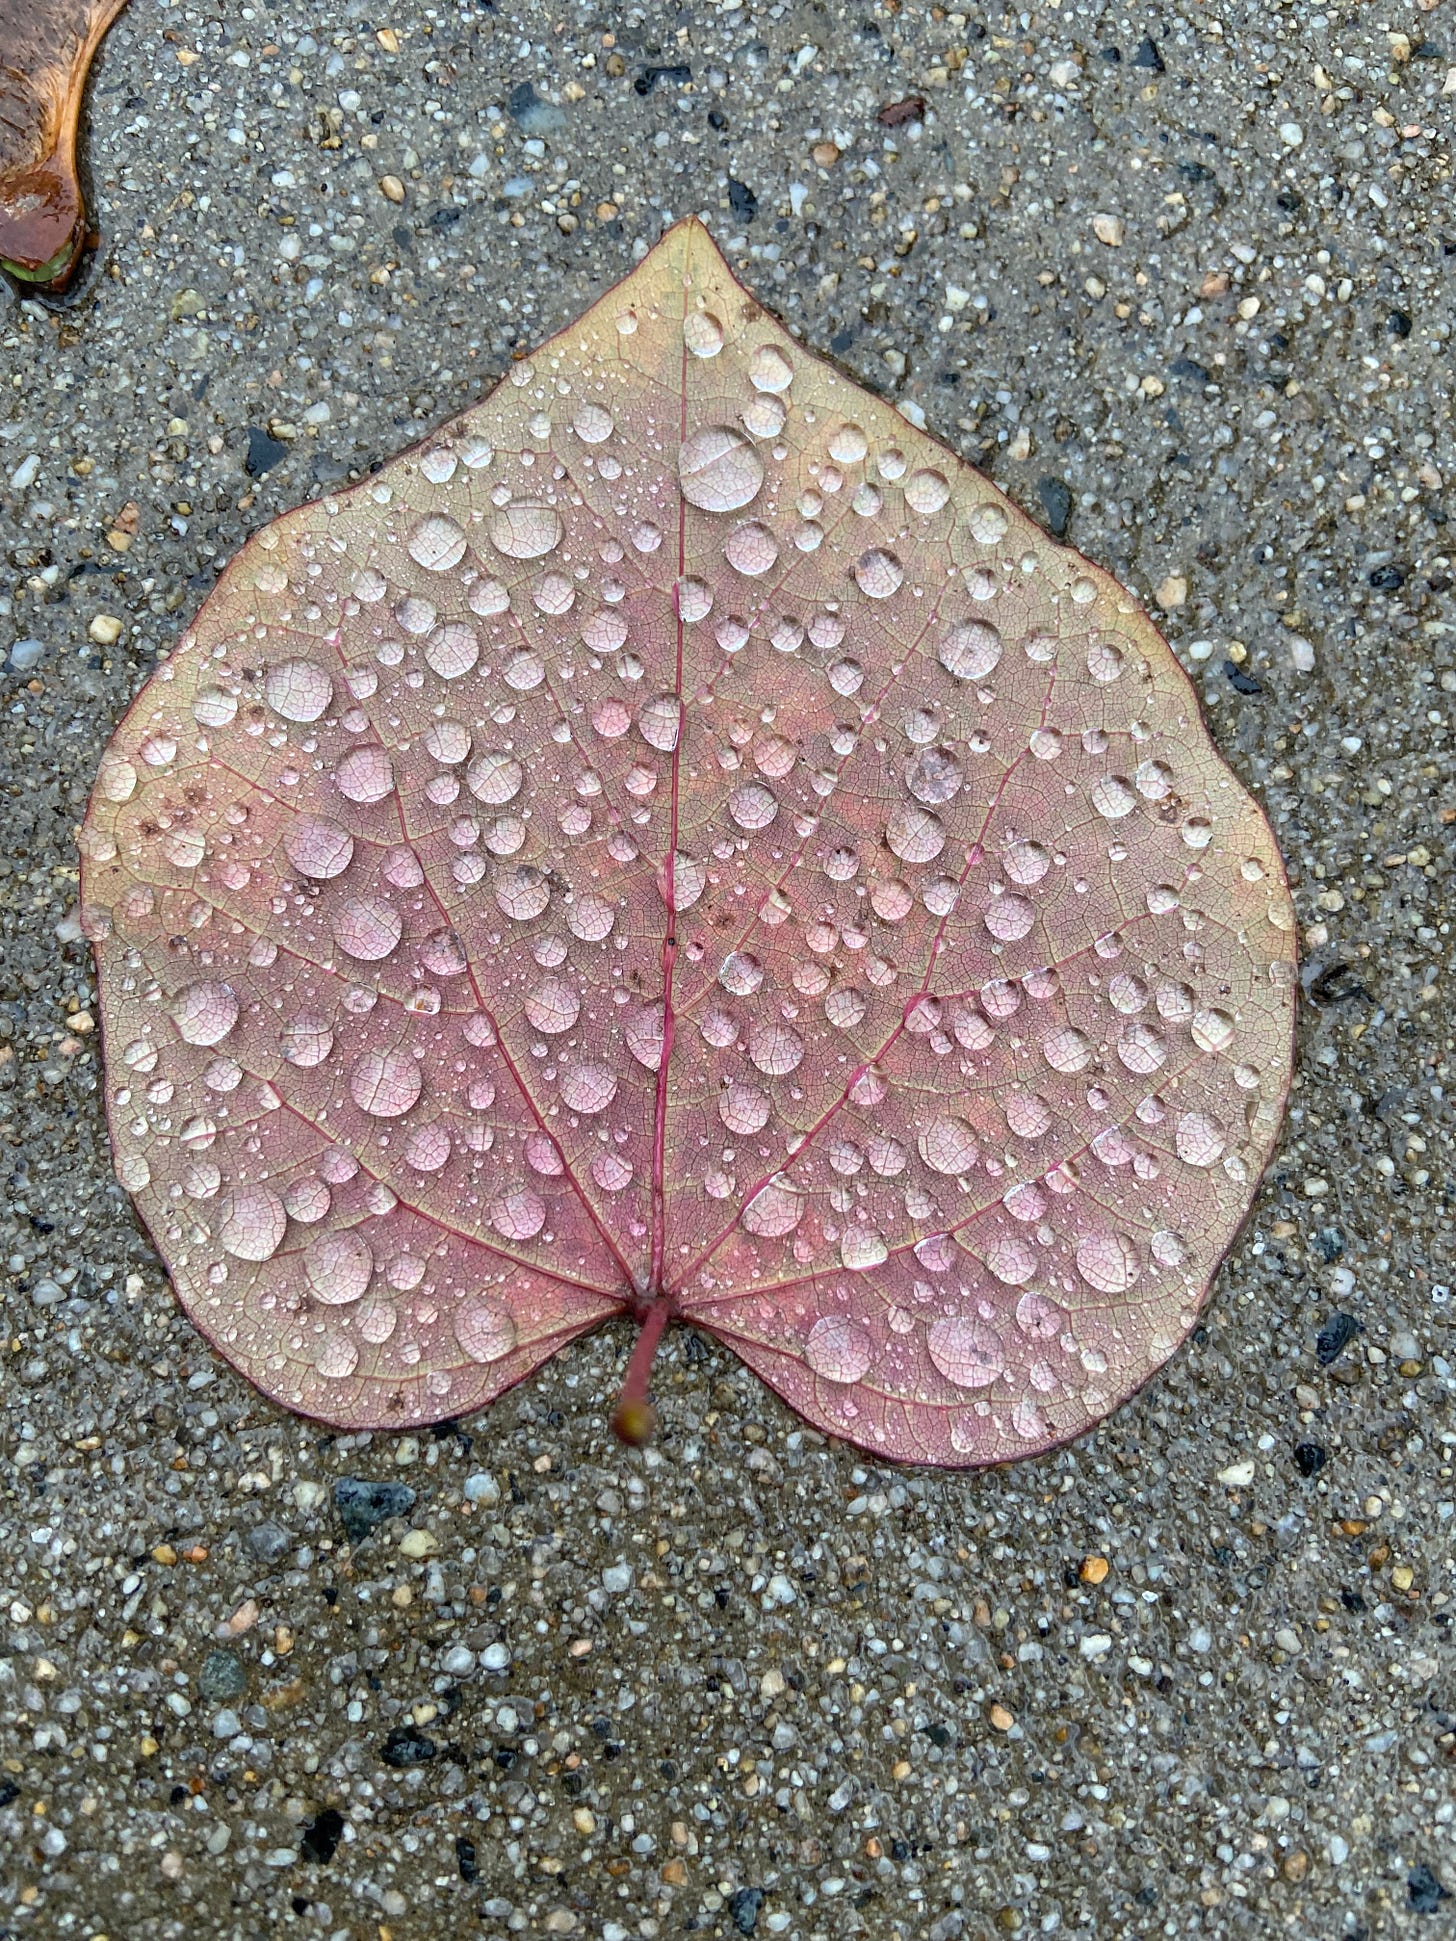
[79,221,1296,1463]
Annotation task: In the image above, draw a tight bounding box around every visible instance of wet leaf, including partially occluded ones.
[79,221,1296,1465]
[0,0,129,288]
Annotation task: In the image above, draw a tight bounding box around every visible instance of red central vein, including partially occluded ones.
[647,297,692,1301]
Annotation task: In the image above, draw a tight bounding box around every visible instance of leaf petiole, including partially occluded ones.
[611,1297,673,1447]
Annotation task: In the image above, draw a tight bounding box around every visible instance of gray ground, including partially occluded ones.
[1,1,1453,1936]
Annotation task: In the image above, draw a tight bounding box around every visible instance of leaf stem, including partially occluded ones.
[611,1298,673,1447]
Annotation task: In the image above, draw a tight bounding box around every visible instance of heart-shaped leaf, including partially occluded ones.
[79,221,1296,1465]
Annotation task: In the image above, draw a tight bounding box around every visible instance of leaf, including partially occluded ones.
[79,220,1297,1466]
[0,0,129,287]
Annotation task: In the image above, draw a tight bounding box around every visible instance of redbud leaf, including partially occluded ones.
[80,221,1296,1464]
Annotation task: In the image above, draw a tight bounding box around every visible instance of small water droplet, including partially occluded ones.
[455,1294,519,1362]
[683,310,723,357]
[927,1316,1004,1389]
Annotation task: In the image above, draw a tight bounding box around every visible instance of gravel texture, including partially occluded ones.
[1,3,1453,1938]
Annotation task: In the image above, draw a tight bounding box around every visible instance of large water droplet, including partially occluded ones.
[489,1190,547,1241]
[334,896,403,962]
[349,1048,423,1117]
[724,522,779,577]
[305,1228,374,1304]
[926,1316,1004,1389]
[678,425,764,512]
[455,1294,519,1362]
[336,744,395,805]
[281,1010,334,1068]
[266,659,334,723]
[287,815,355,880]
[217,1186,287,1262]
[489,502,563,559]
[917,1117,979,1177]
[559,1063,617,1114]
[172,980,239,1047]
[1076,1228,1140,1294]
[804,1314,873,1383]
[854,549,903,598]
[408,513,468,572]
[939,621,1002,681]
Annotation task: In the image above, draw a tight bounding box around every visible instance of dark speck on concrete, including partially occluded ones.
[382,1725,438,1769]
[729,1885,764,1934]
[1317,1312,1363,1366]
[1409,1865,1450,1914]
[727,178,757,222]
[244,425,288,478]
[1133,35,1165,71]
[333,1476,416,1544]
[1036,475,1072,538]
[300,1807,345,1864]
[1293,1441,1328,1478]
[197,1648,247,1702]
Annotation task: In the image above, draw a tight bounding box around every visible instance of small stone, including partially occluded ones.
[1278,122,1304,147]
[463,1472,500,1506]
[1273,1627,1302,1656]
[1091,214,1125,246]
[333,1477,416,1545]
[88,614,122,645]
[1155,574,1189,610]
[1079,1555,1109,1585]
[1391,1565,1415,1592]
[1217,1460,1256,1487]
[245,426,288,478]
[572,1807,597,1836]
[811,142,840,168]
[1409,1865,1450,1913]
[170,287,204,320]
[730,1887,765,1936]
[1282,1850,1308,1883]
[602,1563,634,1594]
[1036,476,1072,538]
[481,1642,511,1671]
[381,1724,436,1768]
[442,1645,475,1676]
[399,1528,439,1559]
[246,1520,291,1564]
[379,175,406,203]
[211,1708,241,1739]
[988,1702,1014,1731]
[198,1649,247,1702]
[5,638,45,672]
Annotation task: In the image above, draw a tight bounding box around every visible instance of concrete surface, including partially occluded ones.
[1,2,1453,1936]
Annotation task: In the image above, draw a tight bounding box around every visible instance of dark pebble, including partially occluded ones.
[246,1520,291,1564]
[381,1724,437,1769]
[877,96,926,127]
[1314,1226,1345,1262]
[300,1807,345,1864]
[1316,1312,1362,1366]
[1409,1865,1449,1914]
[1170,356,1212,384]
[198,1648,247,1702]
[1036,475,1072,538]
[1293,1442,1327,1478]
[244,426,288,478]
[1387,309,1412,339]
[1177,161,1215,184]
[334,1477,416,1546]
[634,63,691,96]
[1100,46,1121,64]
[1277,187,1304,212]
[728,178,758,222]
[1368,563,1405,589]
[730,1885,765,1935]
[1224,660,1263,695]
[1132,35,1165,70]
[456,1835,479,1882]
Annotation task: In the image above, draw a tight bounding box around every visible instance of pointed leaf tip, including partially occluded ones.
[81,220,1295,1460]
